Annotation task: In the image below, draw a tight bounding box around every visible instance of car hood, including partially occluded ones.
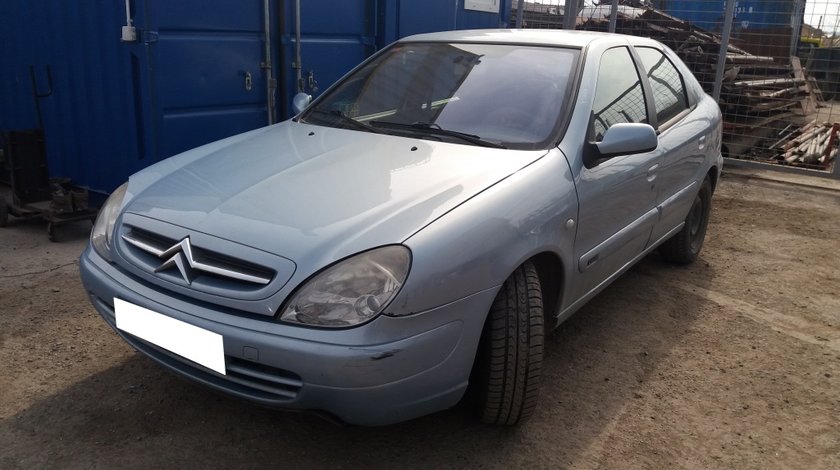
[122,120,546,266]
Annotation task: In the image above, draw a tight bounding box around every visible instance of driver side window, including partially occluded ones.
[590,47,648,142]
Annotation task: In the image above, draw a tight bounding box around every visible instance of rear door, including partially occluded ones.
[569,46,661,301]
[634,46,709,245]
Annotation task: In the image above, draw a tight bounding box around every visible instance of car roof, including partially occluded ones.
[399,29,660,49]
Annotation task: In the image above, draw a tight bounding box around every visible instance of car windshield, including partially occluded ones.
[300,42,579,149]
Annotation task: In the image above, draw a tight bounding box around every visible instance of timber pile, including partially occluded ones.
[601,9,821,109]
[719,56,820,123]
[771,120,839,168]
[584,8,764,90]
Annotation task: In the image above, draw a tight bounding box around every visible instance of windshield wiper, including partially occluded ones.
[369,121,507,149]
[306,109,381,134]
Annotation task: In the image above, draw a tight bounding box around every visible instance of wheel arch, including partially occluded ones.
[527,251,565,329]
[706,165,719,193]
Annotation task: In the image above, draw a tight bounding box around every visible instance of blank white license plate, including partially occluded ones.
[114,298,226,375]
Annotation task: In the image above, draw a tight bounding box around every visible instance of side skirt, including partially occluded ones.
[551,221,685,329]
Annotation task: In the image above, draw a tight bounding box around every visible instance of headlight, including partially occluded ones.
[90,182,128,261]
[280,245,411,327]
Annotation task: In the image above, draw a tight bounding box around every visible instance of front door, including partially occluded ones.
[569,46,661,302]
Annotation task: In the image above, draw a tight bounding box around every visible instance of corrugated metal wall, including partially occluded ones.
[652,0,799,60]
[1,0,140,193]
[653,0,796,32]
[1,0,509,194]
[279,0,378,114]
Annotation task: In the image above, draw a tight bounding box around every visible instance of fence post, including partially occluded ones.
[712,0,736,102]
[563,0,577,30]
[608,0,618,33]
[790,0,804,58]
[516,0,524,29]
[834,150,840,177]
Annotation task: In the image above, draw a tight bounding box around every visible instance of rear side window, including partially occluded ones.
[636,47,689,125]
[590,47,647,142]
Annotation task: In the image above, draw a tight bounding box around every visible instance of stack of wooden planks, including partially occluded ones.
[720,57,821,124]
[772,120,839,167]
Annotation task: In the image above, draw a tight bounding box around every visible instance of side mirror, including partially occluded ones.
[292,92,312,115]
[595,123,658,158]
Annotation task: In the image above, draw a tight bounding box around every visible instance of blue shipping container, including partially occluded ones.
[1,0,510,194]
[654,0,794,32]
[731,0,795,30]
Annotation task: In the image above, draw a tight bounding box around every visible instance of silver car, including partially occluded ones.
[80,29,722,426]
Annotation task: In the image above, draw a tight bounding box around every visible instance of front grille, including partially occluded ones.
[92,295,302,401]
[122,227,275,287]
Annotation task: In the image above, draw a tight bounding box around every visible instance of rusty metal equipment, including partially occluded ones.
[0,130,97,241]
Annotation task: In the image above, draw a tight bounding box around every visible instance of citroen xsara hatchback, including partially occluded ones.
[80,30,722,426]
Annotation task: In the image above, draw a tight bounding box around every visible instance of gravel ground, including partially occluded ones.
[1,170,838,469]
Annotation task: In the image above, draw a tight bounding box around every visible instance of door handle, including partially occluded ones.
[647,164,658,183]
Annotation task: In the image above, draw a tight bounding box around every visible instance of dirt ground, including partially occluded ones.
[1,169,838,469]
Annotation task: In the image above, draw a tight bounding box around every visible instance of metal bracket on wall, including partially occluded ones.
[307,70,318,94]
[29,65,53,130]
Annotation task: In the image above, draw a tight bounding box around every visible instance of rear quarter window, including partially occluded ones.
[635,47,690,125]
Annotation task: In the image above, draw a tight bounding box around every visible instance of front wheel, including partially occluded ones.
[472,261,544,425]
[659,178,712,265]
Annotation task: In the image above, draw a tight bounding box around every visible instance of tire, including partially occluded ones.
[473,261,544,425]
[659,178,712,265]
[0,195,7,227]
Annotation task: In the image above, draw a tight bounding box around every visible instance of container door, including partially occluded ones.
[133,0,269,162]
[280,0,376,116]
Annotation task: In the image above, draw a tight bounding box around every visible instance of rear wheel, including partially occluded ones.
[659,178,712,265]
[473,261,544,425]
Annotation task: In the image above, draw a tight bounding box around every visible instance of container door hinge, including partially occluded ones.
[143,31,159,44]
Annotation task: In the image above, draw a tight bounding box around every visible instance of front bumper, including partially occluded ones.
[79,246,495,425]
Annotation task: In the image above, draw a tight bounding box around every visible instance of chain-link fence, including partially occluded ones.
[511,0,840,177]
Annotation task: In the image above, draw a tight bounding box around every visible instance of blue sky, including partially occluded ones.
[805,0,839,33]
